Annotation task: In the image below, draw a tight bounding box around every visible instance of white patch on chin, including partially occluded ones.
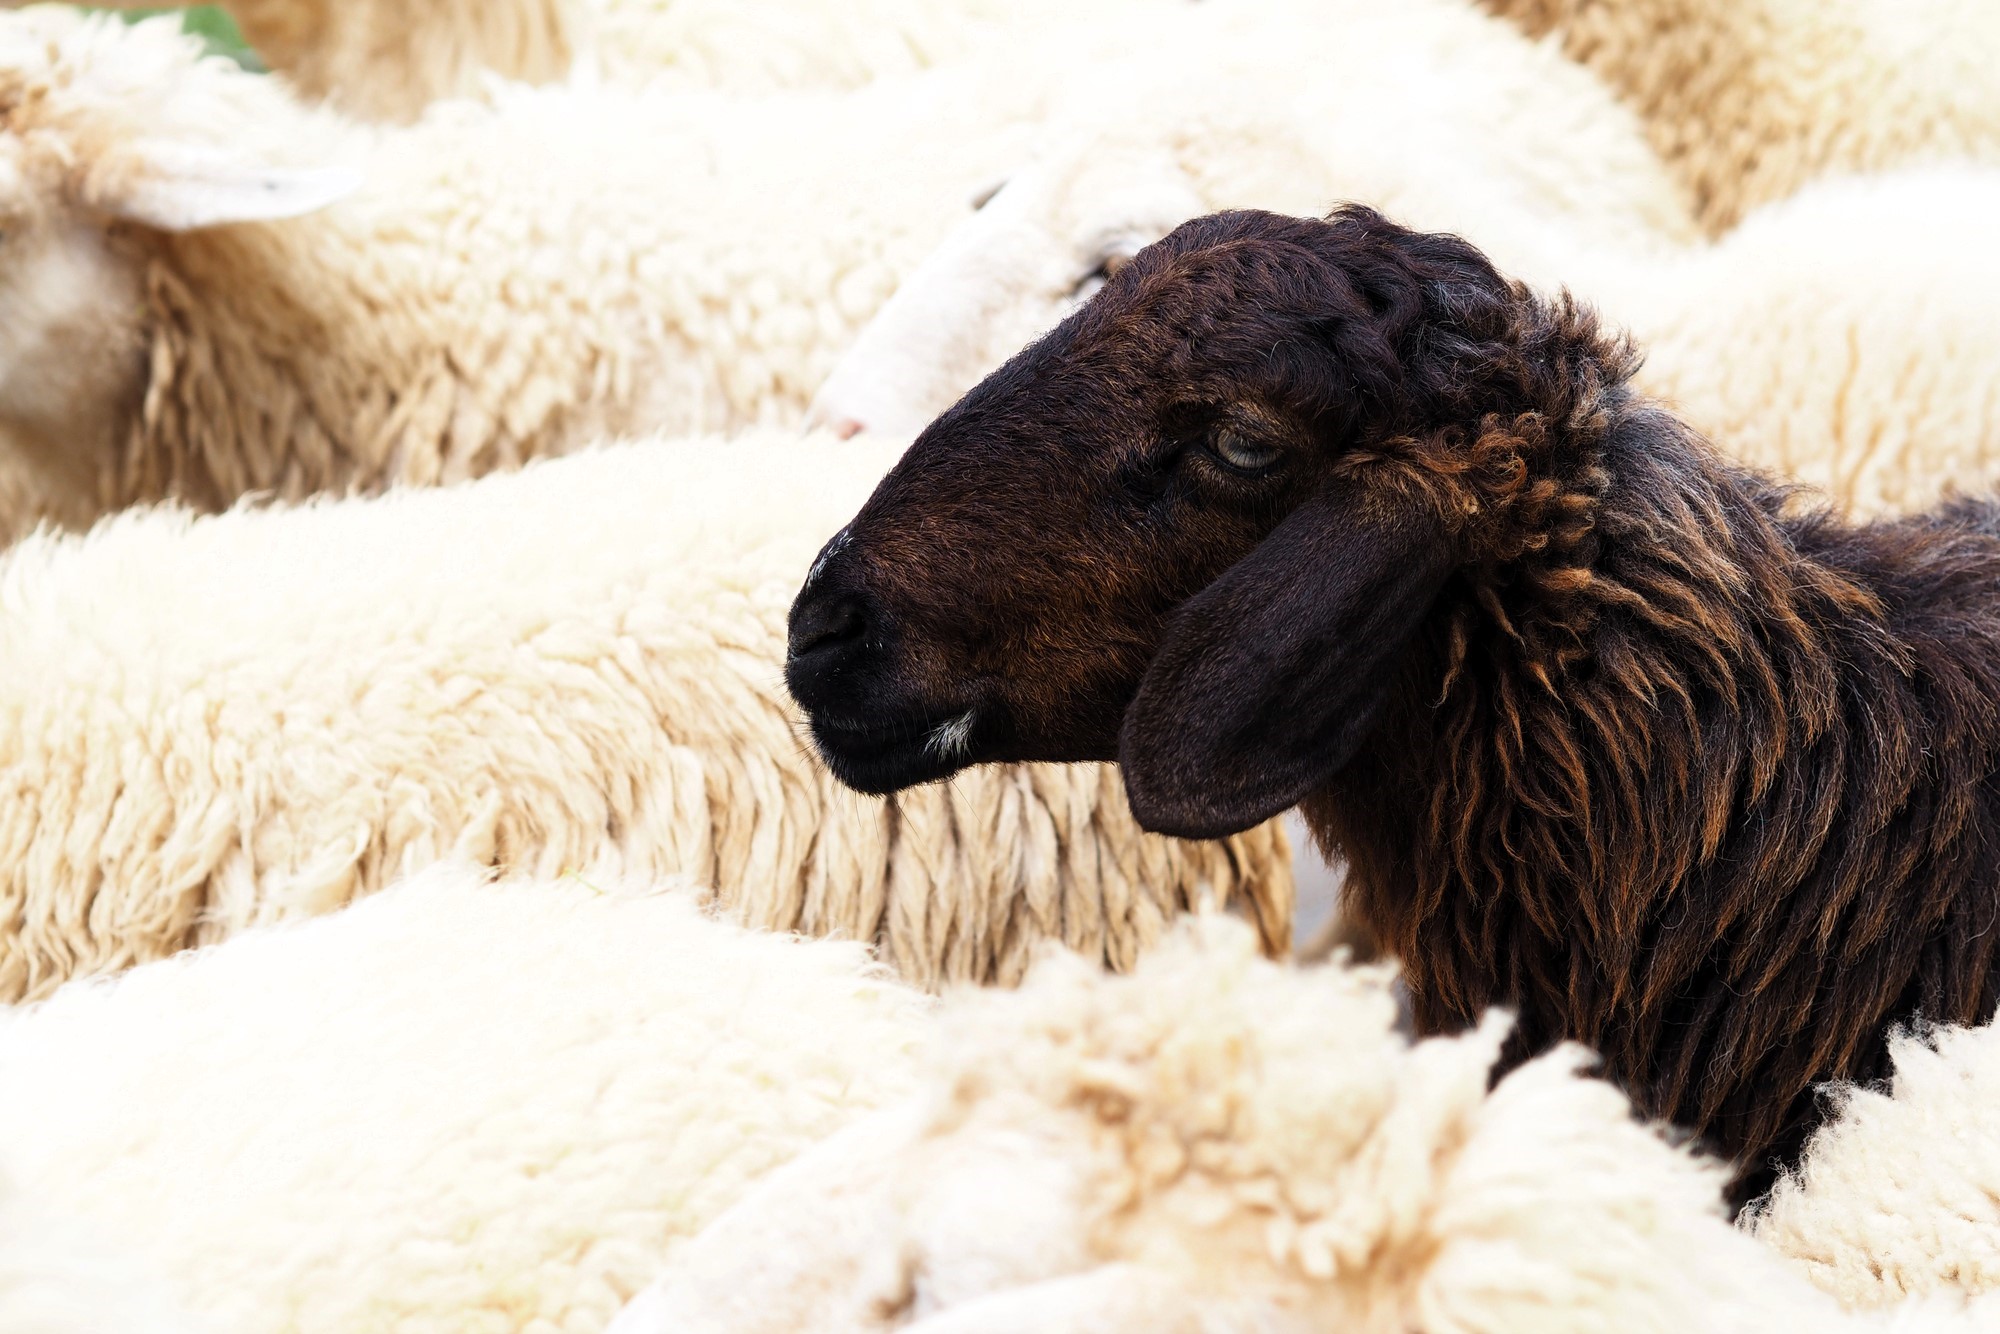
[925,709,976,762]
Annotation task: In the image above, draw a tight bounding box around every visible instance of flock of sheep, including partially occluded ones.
[0,0,1999,1329]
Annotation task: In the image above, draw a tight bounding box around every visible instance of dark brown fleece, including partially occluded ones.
[785,206,2000,1205]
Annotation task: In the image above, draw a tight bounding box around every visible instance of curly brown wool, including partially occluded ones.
[786,205,2000,1206]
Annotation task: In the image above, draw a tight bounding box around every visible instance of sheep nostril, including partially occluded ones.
[788,593,869,663]
[828,416,865,441]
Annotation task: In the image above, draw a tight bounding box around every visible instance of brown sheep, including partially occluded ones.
[783,206,2000,1207]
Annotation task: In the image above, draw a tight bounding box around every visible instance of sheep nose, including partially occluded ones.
[828,416,865,441]
[788,590,869,664]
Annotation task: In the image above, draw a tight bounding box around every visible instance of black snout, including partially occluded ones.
[786,576,882,727]
[787,589,868,665]
[786,528,982,795]
[786,526,877,710]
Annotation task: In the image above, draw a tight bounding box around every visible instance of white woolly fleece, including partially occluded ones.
[584,0,1158,98]
[613,914,1991,1333]
[1754,1016,2000,1310]
[1477,0,2000,232]
[1625,166,2000,516]
[75,0,1166,123]
[230,0,1169,122]
[0,863,931,1334]
[0,429,1289,1000]
[0,1168,198,1334]
[810,0,1696,439]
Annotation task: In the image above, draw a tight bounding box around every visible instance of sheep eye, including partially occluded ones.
[1208,428,1282,475]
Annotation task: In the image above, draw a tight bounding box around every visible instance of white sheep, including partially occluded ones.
[807,0,1697,444]
[9,864,1989,1334]
[0,861,933,1334]
[0,7,1056,536]
[609,912,2000,1333]
[0,428,1289,1001]
[58,0,1159,122]
[1477,0,2000,233]
[1751,1016,2000,1311]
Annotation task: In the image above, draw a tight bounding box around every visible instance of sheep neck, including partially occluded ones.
[1308,355,2000,1205]
[120,220,415,514]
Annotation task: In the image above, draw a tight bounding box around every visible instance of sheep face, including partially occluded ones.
[0,203,146,497]
[789,206,1538,835]
[0,10,356,512]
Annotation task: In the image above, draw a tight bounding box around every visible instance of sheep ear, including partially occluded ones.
[89,140,361,232]
[1117,485,1454,838]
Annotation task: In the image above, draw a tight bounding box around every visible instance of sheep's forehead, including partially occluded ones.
[0,11,244,157]
[1010,137,1196,270]
[0,10,146,101]
[0,118,74,223]
[1080,250,1273,357]
[0,25,90,222]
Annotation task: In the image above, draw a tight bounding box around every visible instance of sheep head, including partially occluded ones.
[0,10,358,224]
[0,8,356,511]
[787,206,1625,836]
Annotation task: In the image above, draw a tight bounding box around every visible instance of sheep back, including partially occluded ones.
[1478,0,2000,232]
[0,862,930,1333]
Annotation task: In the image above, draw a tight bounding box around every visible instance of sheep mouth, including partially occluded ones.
[807,708,980,793]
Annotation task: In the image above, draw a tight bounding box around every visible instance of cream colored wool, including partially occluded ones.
[52,0,1158,122]
[1752,1016,2000,1310]
[0,430,1289,1001]
[807,0,1696,440]
[1478,0,2000,233]
[583,0,1153,101]
[0,8,1061,537]
[0,1168,200,1334]
[216,0,573,122]
[1622,168,2000,517]
[0,863,933,1334]
[611,914,2000,1333]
